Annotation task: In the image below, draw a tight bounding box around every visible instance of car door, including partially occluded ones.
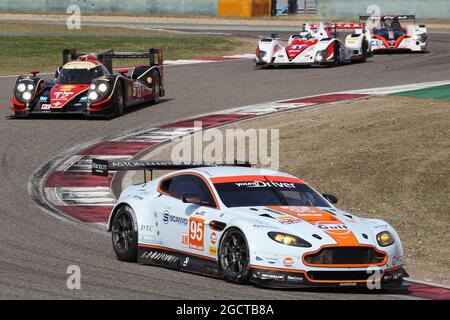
[152,173,220,259]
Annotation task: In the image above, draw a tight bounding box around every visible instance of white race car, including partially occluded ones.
[255,22,371,67]
[358,15,427,52]
[92,160,407,288]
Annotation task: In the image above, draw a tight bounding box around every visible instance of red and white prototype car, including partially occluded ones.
[255,22,371,67]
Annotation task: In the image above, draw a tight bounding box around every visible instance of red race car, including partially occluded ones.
[10,48,165,118]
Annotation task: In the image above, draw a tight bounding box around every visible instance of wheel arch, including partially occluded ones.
[108,200,141,232]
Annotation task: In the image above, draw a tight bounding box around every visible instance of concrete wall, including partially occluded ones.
[317,0,450,19]
[0,0,218,16]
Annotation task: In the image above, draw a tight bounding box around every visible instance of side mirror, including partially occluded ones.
[181,193,201,205]
[322,193,338,204]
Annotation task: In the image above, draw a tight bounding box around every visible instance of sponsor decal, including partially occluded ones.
[140,225,155,232]
[339,282,357,287]
[181,233,189,247]
[315,221,350,235]
[283,257,294,268]
[235,181,296,189]
[209,246,217,256]
[252,224,279,229]
[189,217,205,251]
[259,273,285,281]
[195,210,206,217]
[210,232,217,245]
[287,275,304,282]
[182,257,190,267]
[79,96,88,102]
[255,256,263,261]
[41,104,51,110]
[39,96,48,102]
[277,216,302,225]
[267,258,278,265]
[163,211,188,225]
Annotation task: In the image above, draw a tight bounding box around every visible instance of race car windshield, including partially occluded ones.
[213,180,331,208]
[57,66,108,84]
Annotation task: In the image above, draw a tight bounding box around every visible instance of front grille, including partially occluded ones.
[304,247,386,266]
[307,271,370,281]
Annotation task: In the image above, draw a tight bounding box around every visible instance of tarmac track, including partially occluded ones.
[0,31,449,299]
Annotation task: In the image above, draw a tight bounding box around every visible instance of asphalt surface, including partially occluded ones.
[1,32,450,299]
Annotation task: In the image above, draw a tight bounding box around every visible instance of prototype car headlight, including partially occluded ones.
[268,232,312,247]
[97,82,108,93]
[22,91,32,101]
[315,49,326,62]
[377,231,395,247]
[17,83,26,93]
[27,83,34,91]
[88,91,99,101]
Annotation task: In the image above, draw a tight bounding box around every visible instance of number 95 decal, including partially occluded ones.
[189,217,204,251]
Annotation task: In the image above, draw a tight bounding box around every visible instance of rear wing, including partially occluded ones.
[62,48,164,73]
[308,23,364,30]
[91,159,251,181]
[359,14,416,22]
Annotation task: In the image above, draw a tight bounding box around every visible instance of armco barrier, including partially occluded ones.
[0,0,272,17]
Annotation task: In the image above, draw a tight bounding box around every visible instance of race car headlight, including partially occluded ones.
[315,50,326,62]
[22,91,32,101]
[377,231,395,247]
[88,91,99,101]
[17,83,26,93]
[97,82,108,93]
[27,83,34,91]
[268,232,312,247]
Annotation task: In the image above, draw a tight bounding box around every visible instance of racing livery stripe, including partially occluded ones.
[267,206,360,246]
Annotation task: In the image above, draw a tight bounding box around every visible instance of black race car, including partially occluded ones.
[10,48,165,118]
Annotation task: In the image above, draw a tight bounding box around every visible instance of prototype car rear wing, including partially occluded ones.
[308,23,364,29]
[91,159,251,181]
[62,48,164,73]
[359,14,416,22]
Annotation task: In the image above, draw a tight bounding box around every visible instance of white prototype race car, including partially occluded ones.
[92,159,407,288]
[358,14,428,52]
[255,22,371,67]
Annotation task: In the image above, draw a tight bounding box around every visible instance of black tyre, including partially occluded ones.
[111,205,138,262]
[219,228,250,284]
[361,39,369,57]
[333,42,341,66]
[113,81,125,117]
[150,70,160,103]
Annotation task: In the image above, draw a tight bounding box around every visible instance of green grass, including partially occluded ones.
[391,84,450,101]
[0,28,253,74]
